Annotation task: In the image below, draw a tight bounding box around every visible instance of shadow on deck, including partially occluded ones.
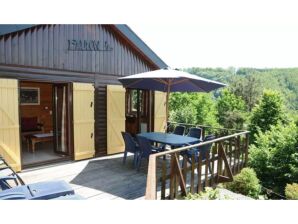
[20,154,154,200]
[70,155,152,199]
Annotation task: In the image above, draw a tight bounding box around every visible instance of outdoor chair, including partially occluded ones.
[187,127,203,141]
[0,180,75,200]
[182,135,216,173]
[121,132,140,168]
[173,125,185,135]
[136,136,164,171]
[0,156,81,200]
[0,156,25,191]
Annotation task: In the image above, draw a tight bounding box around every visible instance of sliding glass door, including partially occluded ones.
[53,84,69,155]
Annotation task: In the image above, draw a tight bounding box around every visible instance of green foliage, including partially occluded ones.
[169,92,219,127]
[217,89,247,129]
[285,183,298,200]
[248,122,298,194]
[225,168,261,199]
[249,90,286,142]
[184,187,225,200]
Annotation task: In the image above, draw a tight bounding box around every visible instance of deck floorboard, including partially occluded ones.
[19,154,151,200]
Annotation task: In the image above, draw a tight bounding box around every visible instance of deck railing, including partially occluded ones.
[145,123,249,200]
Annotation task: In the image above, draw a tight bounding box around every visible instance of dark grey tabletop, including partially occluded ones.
[137,132,200,147]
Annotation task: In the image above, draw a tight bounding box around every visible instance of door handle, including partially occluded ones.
[91,133,93,138]
[90,102,93,107]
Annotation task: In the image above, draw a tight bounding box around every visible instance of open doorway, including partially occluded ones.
[20,81,71,167]
[125,89,153,136]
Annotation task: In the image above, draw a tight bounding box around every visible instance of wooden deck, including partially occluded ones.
[19,154,151,200]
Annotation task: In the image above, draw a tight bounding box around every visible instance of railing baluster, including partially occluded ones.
[205,149,210,187]
[244,133,249,167]
[240,137,244,169]
[216,142,223,184]
[197,152,202,193]
[182,154,188,186]
[237,136,241,173]
[175,170,179,197]
[210,144,216,187]
[161,159,167,199]
[233,137,237,175]
[190,153,195,194]
[169,154,176,199]
[223,141,228,177]
[229,138,232,170]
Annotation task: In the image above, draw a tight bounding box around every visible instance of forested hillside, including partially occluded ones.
[185,67,298,113]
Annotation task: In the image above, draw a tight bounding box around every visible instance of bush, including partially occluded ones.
[184,187,231,200]
[225,168,261,199]
[248,122,298,195]
[185,187,219,200]
[285,183,298,200]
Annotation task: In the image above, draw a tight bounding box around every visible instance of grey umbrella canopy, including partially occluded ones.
[118,68,226,123]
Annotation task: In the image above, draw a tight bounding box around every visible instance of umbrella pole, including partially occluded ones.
[165,84,170,132]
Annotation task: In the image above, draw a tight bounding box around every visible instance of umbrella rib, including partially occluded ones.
[171,78,189,85]
[153,78,168,85]
[190,80,210,92]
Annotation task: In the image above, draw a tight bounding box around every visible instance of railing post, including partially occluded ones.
[216,142,222,184]
[145,155,157,200]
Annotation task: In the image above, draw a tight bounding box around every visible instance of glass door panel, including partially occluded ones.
[53,84,68,154]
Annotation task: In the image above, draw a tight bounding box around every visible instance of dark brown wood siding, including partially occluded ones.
[0,24,156,74]
[0,24,159,156]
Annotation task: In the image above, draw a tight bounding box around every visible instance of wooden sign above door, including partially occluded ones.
[67,39,113,51]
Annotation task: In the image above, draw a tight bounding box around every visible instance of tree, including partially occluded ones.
[249,90,286,142]
[229,74,263,111]
[216,89,247,129]
[169,92,219,127]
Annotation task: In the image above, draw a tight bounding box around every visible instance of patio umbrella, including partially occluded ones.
[118,68,226,123]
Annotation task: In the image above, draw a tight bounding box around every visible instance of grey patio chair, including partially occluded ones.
[173,125,185,135]
[187,127,203,141]
[136,136,164,171]
[121,132,140,168]
[182,135,216,173]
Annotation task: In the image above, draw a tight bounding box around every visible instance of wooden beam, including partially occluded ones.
[174,153,187,196]
[219,142,234,181]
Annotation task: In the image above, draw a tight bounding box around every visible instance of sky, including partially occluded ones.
[126,0,298,69]
[130,23,298,69]
[2,0,298,69]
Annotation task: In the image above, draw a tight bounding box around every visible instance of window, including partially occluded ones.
[126,89,149,117]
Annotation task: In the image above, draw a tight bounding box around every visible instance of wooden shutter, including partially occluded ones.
[154,91,167,132]
[0,78,21,171]
[73,83,95,160]
[107,85,125,154]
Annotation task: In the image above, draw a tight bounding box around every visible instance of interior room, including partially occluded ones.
[20,81,70,167]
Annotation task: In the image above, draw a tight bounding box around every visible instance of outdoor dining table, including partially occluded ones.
[137,132,200,149]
